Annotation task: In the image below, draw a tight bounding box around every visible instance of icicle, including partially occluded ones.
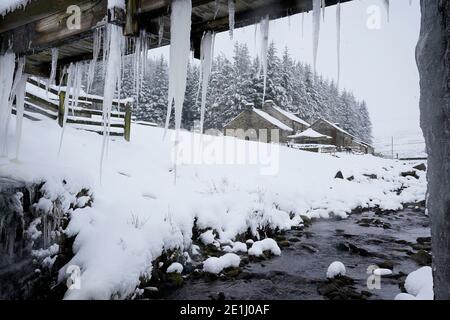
[253,21,258,51]
[164,0,192,133]
[100,24,124,177]
[312,0,321,76]
[58,63,75,155]
[158,17,164,47]
[199,31,215,134]
[58,62,83,155]
[321,0,326,22]
[214,0,220,19]
[409,0,412,5]
[228,0,235,39]
[87,28,101,93]
[0,53,18,157]
[301,12,305,39]
[259,16,269,104]
[14,74,28,161]
[47,48,58,94]
[336,1,341,89]
[384,0,390,23]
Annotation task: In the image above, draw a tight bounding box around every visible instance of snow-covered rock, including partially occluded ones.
[248,238,281,257]
[326,261,346,279]
[203,253,240,274]
[395,267,433,300]
[166,262,183,274]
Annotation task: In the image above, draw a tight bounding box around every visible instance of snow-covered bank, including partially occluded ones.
[0,117,427,299]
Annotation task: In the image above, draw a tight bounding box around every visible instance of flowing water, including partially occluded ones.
[166,206,430,300]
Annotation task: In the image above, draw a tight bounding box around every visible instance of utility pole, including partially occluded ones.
[391,136,394,160]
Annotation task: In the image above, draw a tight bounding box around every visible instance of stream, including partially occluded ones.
[165,205,430,300]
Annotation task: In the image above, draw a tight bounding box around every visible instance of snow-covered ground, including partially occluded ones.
[0,117,427,299]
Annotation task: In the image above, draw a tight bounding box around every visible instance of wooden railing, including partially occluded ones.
[24,78,133,141]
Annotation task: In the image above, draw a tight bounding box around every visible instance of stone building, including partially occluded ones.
[224,102,305,143]
[310,118,374,154]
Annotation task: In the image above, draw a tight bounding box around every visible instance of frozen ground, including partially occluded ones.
[0,117,427,299]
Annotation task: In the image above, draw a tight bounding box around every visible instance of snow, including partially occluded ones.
[288,128,330,139]
[0,115,427,299]
[312,0,321,75]
[164,0,192,133]
[228,0,235,39]
[166,262,183,274]
[373,268,393,276]
[248,238,281,257]
[223,241,247,253]
[0,0,29,15]
[253,108,293,132]
[203,253,240,274]
[199,230,216,245]
[272,105,310,127]
[199,31,215,133]
[326,261,346,278]
[395,267,433,300]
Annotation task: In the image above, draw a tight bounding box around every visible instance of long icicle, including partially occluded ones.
[199,31,215,134]
[312,0,321,76]
[259,16,269,104]
[100,23,124,179]
[87,28,101,93]
[14,73,28,161]
[2,55,25,157]
[384,0,390,23]
[336,1,341,89]
[228,0,235,39]
[164,0,192,134]
[58,63,76,156]
[47,48,58,94]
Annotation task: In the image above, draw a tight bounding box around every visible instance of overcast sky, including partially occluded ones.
[150,0,422,142]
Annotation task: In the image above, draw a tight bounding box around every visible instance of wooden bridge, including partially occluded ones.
[0,0,349,79]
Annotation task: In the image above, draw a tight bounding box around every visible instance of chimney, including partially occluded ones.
[244,102,254,111]
[262,100,274,111]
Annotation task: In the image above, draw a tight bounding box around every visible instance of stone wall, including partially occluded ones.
[224,109,291,143]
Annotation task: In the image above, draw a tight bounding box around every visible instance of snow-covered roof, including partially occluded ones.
[253,108,293,131]
[272,106,310,127]
[318,118,355,138]
[288,128,331,139]
[316,118,374,149]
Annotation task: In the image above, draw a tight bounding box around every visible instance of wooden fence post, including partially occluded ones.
[124,103,132,141]
[58,91,65,127]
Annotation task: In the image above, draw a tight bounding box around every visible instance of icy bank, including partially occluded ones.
[0,117,427,299]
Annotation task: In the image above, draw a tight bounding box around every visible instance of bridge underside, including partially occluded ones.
[0,0,348,79]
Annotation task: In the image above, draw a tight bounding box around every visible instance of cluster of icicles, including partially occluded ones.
[0,0,396,175]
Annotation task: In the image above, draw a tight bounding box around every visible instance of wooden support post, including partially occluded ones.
[58,91,65,127]
[124,103,132,141]
[124,0,139,36]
